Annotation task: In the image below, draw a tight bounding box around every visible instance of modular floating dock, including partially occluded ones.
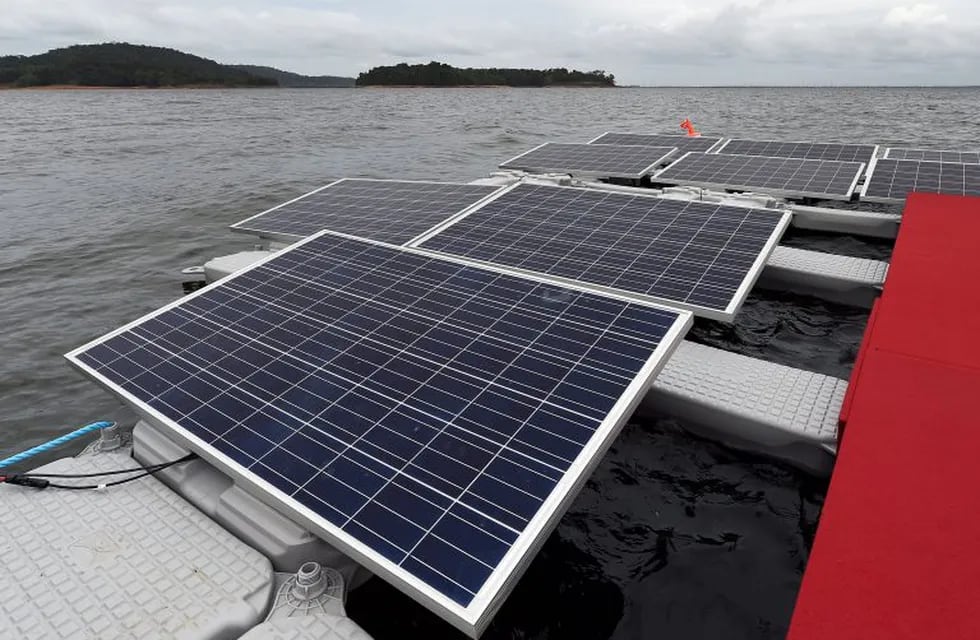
[3,131,979,639]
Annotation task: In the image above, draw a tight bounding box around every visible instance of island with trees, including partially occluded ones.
[356,61,616,87]
[0,43,355,88]
[0,44,613,90]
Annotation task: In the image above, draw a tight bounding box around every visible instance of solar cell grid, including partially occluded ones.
[861,158,980,203]
[589,132,723,153]
[654,152,864,200]
[716,139,878,166]
[416,183,789,321]
[68,230,690,637]
[499,142,676,178]
[884,148,980,164]
[230,178,502,244]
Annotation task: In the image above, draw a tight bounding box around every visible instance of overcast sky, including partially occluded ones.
[1,0,976,85]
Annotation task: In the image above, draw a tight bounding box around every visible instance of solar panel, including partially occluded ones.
[588,132,723,153]
[414,183,790,322]
[861,158,980,204]
[499,142,676,179]
[67,230,691,637]
[715,139,878,166]
[654,152,865,200]
[230,179,503,244]
[884,147,980,164]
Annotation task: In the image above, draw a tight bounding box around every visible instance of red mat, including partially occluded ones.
[789,193,980,640]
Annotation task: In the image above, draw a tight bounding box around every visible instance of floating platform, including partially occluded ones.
[788,203,900,240]
[0,438,373,640]
[760,246,887,308]
[241,614,373,640]
[647,341,844,475]
[789,193,980,640]
[9,131,980,639]
[0,447,275,638]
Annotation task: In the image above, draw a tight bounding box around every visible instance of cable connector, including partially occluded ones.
[5,475,51,489]
[1,452,197,492]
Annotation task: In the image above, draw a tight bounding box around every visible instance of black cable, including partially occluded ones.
[12,454,196,479]
[1,453,197,490]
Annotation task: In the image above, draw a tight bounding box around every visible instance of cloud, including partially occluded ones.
[885,3,949,26]
[0,0,978,85]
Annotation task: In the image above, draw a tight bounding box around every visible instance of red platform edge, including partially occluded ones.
[836,296,879,434]
[788,193,980,640]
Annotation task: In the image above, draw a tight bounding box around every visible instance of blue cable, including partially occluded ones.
[0,421,114,470]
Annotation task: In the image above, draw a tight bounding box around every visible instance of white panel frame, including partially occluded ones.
[705,138,728,153]
[653,151,867,202]
[713,139,733,154]
[498,142,677,179]
[586,131,727,154]
[866,144,883,176]
[229,178,506,244]
[409,181,791,323]
[857,155,895,203]
[65,229,693,638]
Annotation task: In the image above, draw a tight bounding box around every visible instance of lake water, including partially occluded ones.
[2,86,978,639]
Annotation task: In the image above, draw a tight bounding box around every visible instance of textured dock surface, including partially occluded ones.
[0,450,273,639]
[767,246,888,286]
[654,341,843,444]
[241,614,373,640]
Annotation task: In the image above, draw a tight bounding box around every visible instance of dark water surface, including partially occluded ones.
[2,87,978,639]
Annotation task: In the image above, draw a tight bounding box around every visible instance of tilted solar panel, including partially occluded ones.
[589,132,723,153]
[884,148,980,164]
[499,142,676,179]
[715,139,878,166]
[230,179,502,244]
[67,231,691,637]
[415,183,790,322]
[654,152,865,200]
[861,158,980,203]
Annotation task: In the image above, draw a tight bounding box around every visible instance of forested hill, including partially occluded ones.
[356,61,616,87]
[0,43,276,87]
[230,65,354,87]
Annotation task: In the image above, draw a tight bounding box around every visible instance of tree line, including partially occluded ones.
[356,61,616,87]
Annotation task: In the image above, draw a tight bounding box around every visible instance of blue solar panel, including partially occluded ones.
[67,231,691,636]
[884,148,980,164]
[861,158,980,203]
[499,142,676,178]
[415,183,790,322]
[655,152,865,200]
[589,132,723,153]
[230,179,502,244]
[715,139,878,166]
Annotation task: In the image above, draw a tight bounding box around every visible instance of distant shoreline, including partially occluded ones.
[0,83,277,91]
[357,84,615,88]
[3,83,973,92]
[0,83,617,91]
